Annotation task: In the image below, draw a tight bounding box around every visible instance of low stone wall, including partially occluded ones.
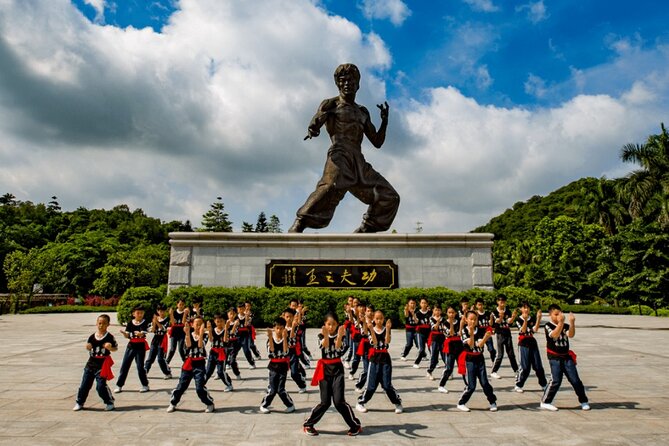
[168,233,494,291]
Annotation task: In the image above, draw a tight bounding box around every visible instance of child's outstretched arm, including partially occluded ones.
[568,312,576,338]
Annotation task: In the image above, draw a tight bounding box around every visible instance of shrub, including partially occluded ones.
[22,305,117,314]
[116,286,166,324]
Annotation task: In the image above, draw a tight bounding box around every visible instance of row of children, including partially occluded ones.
[74,298,589,436]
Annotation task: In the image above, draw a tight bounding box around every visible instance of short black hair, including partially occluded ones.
[324,312,339,324]
[227,307,237,314]
[213,313,225,320]
[547,304,562,312]
[283,308,296,316]
[274,317,287,327]
[519,301,530,308]
[474,298,484,305]
[98,314,110,323]
[459,297,469,304]
[156,303,166,311]
[497,294,507,302]
[132,305,144,312]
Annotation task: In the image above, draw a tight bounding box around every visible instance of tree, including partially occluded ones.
[579,177,627,235]
[92,244,169,297]
[255,212,268,232]
[241,221,255,232]
[619,123,669,227]
[0,193,16,206]
[200,197,233,232]
[268,214,282,233]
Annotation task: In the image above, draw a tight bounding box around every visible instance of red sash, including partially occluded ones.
[130,338,150,351]
[160,334,168,354]
[95,355,115,380]
[367,348,388,359]
[547,348,577,364]
[417,324,431,330]
[270,357,290,364]
[182,356,206,371]
[404,324,416,330]
[356,337,370,356]
[427,330,441,346]
[211,347,227,362]
[442,336,461,354]
[486,326,494,333]
[251,326,256,341]
[457,351,481,375]
[310,358,342,386]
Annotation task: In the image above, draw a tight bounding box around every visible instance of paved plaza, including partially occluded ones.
[0,312,667,445]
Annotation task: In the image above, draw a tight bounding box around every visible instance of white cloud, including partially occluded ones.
[516,0,548,24]
[360,0,411,26]
[524,73,547,98]
[0,0,667,235]
[462,0,499,13]
[84,0,106,23]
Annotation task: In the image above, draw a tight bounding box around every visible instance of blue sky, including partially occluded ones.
[0,0,667,233]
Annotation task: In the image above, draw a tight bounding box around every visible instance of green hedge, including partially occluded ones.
[117,285,549,327]
[21,305,118,314]
[560,304,632,314]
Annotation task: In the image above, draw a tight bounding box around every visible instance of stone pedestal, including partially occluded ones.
[168,233,494,291]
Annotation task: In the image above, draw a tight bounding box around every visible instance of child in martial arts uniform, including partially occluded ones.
[235,302,257,369]
[259,317,295,413]
[205,314,234,392]
[438,306,464,393]
[356,311,403,414]
[73,314,118,411]
[167,316,215,413]
[225,307,242,379]
[344,297,360,367]
[456,311,498,412]
[513,302,547,393]
[426,305,447,380]
[114,305,150,393]
[349,303,372,385]
[245,302,262,360]
[283,308,308,393]
[303,314,361,436]
[400,298,419,361]
[166,299,187,364]
[490,295,518,379]
[540,304,590,411]
[475,298,496,363]
[144,304,172,379]
[412,298,432,368]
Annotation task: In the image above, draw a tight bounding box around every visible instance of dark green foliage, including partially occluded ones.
[21,305,117,314]
[200,197,232,232]
[116,286,166,324]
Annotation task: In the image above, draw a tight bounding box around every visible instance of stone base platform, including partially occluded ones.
[168,233,494,291]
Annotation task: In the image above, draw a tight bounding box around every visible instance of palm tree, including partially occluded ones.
[580,177,627,235]
[619,123,669,227]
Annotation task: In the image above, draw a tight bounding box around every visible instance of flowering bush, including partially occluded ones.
[83,295,120,307]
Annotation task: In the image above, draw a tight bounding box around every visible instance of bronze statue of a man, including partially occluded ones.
[288,63,400,233]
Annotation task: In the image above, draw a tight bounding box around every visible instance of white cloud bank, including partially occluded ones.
[0,0,667,234]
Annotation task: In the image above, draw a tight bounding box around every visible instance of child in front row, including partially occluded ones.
[167,316,215,413]
[426,305,447,380]
[356,310,403,414]
[115,305,150,393]
[283,308,308,393]
[540,304,590,411]
[456,311,498,412]
[490,295,518,379]
[260,317,295,413]
[303,313,362,436]
[205,314,234,392]
[73,314,118,411]
[514,301,547,393]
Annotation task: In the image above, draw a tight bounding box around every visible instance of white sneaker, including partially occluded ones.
[298,387,307,394]
[166,404,176,413]
[581,403,591,411]
[285,405,295,413]
[540,402,558,411]
[394,404,403,414]
[355,387,364,394]
[105,403,115,411]
[235,374,242,380]
[163,374,172,380]
[343,361,351,369]
[224,385,233,392]
[426,372,434,380]
[438,386,448,394]
[348,374,355,380]
[205,404,215,413]
[400,356,407,361]
[259,405,270,414]
[113,386,122,393]
[513,386,524,393]
[303,362,311,369]
[249,364,256,370]
[139,385,150,393]
[412,364,420,369]
[491,372,501,379]
[72,403,83,411]
[456,404,470,412]
[489,403,498,412]
[355,403,368,413]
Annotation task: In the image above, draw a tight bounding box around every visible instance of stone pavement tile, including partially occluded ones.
[0,420,57,437]
[0,437,83,446]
